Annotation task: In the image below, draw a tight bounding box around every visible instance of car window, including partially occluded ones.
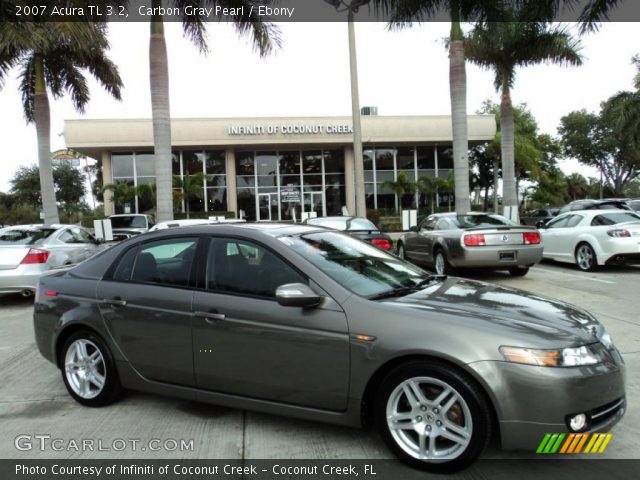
[435,218,451,230]
[591,212,640,226]
[565,215,584,228]
[451,214,516,228]
[110,215,147,229]
[130,238,197,287]
[546,216,571,229]
[629,201,640,212]
[58,230,76,244]
[71,227,93,244]
[0,228,55,245]
[205,237,306,298]
[280,231,428,298]
[420,217,437,231]
[112,247,139,281]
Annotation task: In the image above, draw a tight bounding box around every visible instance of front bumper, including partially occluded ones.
[453,245,543,268]
[468,354,626,451]
[0,264,47,293]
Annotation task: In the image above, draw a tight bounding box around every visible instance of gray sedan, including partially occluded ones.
[398,212,543,276]
[0,224,102,296]
[34,224,625,471]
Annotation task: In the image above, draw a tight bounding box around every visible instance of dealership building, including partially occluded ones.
[64,115,496,221]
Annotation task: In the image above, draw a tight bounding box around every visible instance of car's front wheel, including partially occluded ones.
[374,361,491,472]
[575,243,598,272]
[61,330,123,407]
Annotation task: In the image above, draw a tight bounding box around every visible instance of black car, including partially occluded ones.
[303,216,393,251]
[536,199,633,228]
[627,199,640,212]
[520,207,559,227]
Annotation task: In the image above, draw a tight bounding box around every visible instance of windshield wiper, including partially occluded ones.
[368,275,444,301]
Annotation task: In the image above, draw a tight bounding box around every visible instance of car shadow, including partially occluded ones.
[0,293,35,307]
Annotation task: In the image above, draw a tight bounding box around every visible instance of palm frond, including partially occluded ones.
[17,55,35,122]
[578,0,622,34]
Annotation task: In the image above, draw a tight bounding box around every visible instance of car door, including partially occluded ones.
[405,216,437,264]
[541,215,573,258]
[96,236,199,386]
[555,214,585,258]
[191,235,350,411]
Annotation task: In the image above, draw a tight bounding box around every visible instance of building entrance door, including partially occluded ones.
[303,192,325,218]
[258,193,279,221]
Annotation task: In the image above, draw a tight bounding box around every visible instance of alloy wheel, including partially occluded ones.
[435,254,446,275]
[64,339,106,400]
[386,376,472,461]
[576,245,595,271]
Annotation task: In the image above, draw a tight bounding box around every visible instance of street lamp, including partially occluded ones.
[324,0,370,217]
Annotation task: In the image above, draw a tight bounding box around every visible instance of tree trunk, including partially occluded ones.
[347,11,366,218]
[33,56,59,225]
[483,187,489,211]
[449,11,471,214]
[149,10,173,222]
[493,157,499,213]
[500,78,518,222]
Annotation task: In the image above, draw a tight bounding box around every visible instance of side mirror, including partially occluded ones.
[275,283,322,308]
[536,220,547,229]
[409,225,419,233]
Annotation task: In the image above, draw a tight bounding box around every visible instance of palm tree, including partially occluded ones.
[148,0,280,222]
[173,172,206,219]
[373,0,500,215]
[102,183,139,212]
[0,20,122,225]
[465,17,582,222]
[439,171,456,211]
[381,172,416,213]
[417,175,447,214]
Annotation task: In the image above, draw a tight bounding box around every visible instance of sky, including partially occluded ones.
[0,21,638,193]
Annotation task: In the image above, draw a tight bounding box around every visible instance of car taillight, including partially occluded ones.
[607,229,631,238]
[523,231,541,245]
[371,238,392,251]
[20,248,50,264]
[463,234,486,247]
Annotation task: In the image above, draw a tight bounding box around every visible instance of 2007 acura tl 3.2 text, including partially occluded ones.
[33,223,626,471]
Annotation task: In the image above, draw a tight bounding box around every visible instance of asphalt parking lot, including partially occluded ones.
[0,261,638,460]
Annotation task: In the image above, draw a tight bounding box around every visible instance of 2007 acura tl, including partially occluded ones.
[33,224,626,471]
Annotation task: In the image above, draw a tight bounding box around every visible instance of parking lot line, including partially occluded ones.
[533,267,616,284]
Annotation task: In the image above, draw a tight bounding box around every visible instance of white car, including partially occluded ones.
[148,218,246,232]
[540,209,640,271]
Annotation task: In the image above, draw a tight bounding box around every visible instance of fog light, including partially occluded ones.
[569,413,587,431]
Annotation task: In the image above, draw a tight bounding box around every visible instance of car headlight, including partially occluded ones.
[500,344,609,367]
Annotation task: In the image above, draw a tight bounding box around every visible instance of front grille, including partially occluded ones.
[590,397,625,428]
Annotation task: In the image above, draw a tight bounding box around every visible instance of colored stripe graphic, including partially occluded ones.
[537,433,613,454]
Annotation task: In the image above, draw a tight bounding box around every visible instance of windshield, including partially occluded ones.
[0,228,56,245]
[280,231,429,297]
[110,215,147,229]
[451,214,516,228]
[308,217,379,231]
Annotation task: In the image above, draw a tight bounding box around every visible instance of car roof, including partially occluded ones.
[557,209,639,218]
[146,222,324,238]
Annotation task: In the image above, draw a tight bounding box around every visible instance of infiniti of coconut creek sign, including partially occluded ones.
[227,123,354,136]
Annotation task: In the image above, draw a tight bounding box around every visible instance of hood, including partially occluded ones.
[387,276,603,346]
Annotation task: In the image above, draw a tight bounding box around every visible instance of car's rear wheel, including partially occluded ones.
[434,249,453,275]
[397,243,406,259]
[508,266,529,277]
[61,330,123,407]
[374,361,491,472]
[575,243,598,272]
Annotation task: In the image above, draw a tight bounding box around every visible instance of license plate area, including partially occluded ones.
[499,251,516,261]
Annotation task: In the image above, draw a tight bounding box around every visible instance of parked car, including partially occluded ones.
[34,223,625,471]
[397,212,543,276]
[520,207,559,227]
[149,218,246,232]
[539,209,640,271]
[627,199,640,212]
[0,224,103,296]
[304,215,393,251]
[108,214,155,241]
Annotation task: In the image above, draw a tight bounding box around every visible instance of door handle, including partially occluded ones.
[194,311,226,323]
[104,298,127,307]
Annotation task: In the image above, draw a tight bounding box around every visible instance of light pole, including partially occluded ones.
[325,0,369,217]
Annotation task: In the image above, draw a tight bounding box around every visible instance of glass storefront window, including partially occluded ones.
[172,152,181,176]
[112,153,134,178]
[184,151,204,175]
[237,188,256,221]
[302,151,322,174]
[205,150,225,175]
[207,187,227,212]
[323,150,344,173]
[325,185,345,216]
[135,152,155,176]
[437,146,454,169]
[255,152,279,176]
[396,147,415,171]
[375,149,395,170]
[417,146,436,169]
[258,175,277,187]
[236,152,255,176]
[303,174,323,186]
[363,149,374,170]
[279,151,300,175]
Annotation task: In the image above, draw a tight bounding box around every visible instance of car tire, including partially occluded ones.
[374,361,492,473]
[60,330,123,407]
[397,243,406,259]
[575,243,598,272]
[434,249,453,275]
[508,267,529,277]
